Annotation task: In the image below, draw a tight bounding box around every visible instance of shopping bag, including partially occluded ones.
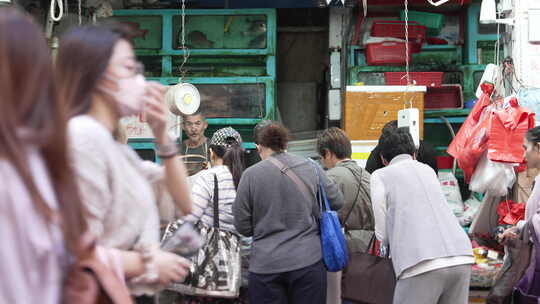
[448,83,493,160]
[488,97,535,164]
[165,175,241,298]
[318,180,349,272]
[342,236,395,304]
[448,83,494,182]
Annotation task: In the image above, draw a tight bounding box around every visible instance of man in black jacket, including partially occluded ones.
[365,120,438,174]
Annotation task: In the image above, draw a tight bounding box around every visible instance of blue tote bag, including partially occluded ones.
[316,172,349,272]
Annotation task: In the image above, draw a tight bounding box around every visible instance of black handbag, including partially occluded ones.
[342,236,396,304]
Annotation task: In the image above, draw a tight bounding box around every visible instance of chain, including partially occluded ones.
[178,0,190,82]
[404,0,410,86]
[402,0,414,108]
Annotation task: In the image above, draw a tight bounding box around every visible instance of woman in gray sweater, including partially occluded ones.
[233,122,344,304]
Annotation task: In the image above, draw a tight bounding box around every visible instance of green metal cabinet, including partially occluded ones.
[113,9,277,154]
[464,2,500,65]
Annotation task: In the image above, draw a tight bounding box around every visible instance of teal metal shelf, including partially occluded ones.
[113,9,277,149]
[425,109,471,117]
[425,116,467,123]
[424,108,471,123]
[113,9,277,78]
[464,3,500,64]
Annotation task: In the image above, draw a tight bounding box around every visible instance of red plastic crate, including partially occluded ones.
[424,84,464,109]
[366,42,413,66]
[437,156,455,169]
[371,21,427,42]
[385,72,444,87]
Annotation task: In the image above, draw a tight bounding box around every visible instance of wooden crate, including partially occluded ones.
[344,86,426,140]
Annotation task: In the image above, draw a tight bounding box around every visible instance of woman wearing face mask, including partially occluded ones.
[56,23,193,295]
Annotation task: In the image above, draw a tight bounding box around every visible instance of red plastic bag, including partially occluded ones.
[496,200,525,225]
[448,83,494,182]
[487,97,535,163]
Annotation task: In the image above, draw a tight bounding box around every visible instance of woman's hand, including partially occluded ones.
[154,250,191,285]
[143,81,170,144]
[500,226,519,243]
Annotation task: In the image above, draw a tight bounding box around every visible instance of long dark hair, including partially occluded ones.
[210,138,246,189]
[56,22,133,117]
[0,8,87,255]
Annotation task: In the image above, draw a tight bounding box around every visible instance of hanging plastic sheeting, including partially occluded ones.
[448,83,494,182]
[449,83,534,183]
[487,97,535,163]
[518,88,540,126]
[470,152,516,197]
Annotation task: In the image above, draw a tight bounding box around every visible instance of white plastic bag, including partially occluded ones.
[439,171,464,217]
[469,152,516,197]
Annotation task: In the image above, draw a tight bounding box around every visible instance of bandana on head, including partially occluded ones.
[210,127,242,148]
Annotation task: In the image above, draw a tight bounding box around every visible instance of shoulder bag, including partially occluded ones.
[342,166,374,254]
[342,235,396,304]
[166,175,241,298]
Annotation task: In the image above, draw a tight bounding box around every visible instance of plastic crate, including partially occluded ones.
[371,21,426,42]
[385,72,443,87]
[425,84,464,109]
[437,156,454,169]
[400,10,445,36]
[366,42,413,66]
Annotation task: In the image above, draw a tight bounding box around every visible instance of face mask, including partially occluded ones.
[102,74,147,117]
